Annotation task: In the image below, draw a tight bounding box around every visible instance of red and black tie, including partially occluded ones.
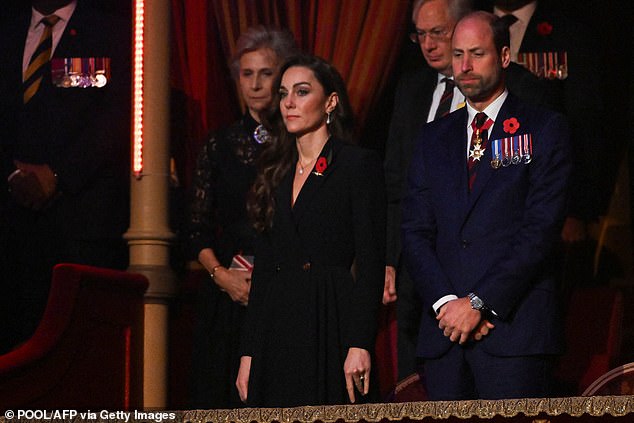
[467,112,493,190]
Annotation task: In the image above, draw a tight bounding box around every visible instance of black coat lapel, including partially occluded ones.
[291,137,340,224]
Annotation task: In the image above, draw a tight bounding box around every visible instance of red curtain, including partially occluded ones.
[170,0,410,189]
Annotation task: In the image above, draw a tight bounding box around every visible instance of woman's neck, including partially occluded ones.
[296,127,330,162]
[248,109,262,124]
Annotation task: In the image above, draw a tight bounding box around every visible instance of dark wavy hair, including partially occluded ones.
[247,54,354,232]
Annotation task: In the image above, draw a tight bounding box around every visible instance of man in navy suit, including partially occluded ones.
[0,0,130,353]
[384,0,556,380]
[401,11,571,400]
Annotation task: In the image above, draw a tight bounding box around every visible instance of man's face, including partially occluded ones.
[413,0,456,76]
[452,15,510,109]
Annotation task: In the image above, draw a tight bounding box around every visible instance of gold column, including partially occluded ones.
[125,0,175,409]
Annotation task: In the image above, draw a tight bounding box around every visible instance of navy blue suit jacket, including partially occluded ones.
[401,93,571,359]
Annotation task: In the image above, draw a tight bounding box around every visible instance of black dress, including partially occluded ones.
[186,113,263,408]
[241,138,386,407]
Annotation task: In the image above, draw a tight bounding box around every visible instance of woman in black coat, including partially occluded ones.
[186,26,297,408]
[236,55,386,407]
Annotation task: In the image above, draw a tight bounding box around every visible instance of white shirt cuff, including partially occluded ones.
[433,294,458,315]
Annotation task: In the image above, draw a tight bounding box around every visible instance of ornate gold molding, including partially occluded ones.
[181,395,634,422]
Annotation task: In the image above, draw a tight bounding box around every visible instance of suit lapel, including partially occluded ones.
[418,67,439,122]
[465,95,518,213]
[441,109,470,213]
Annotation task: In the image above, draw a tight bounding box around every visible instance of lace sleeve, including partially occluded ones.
[185,133,219,260]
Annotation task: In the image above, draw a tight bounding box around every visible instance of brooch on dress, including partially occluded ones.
[253,124,272,144]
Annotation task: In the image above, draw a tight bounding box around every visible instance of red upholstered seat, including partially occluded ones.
[582,362,634,396]
[0,263,148,411]
[555,286,624,395]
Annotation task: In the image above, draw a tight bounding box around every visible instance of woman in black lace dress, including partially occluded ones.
[186,26,297,408]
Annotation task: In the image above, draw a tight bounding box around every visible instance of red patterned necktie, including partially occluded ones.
[434,77,455,120]
[467,112,493,190]
[23,15,60,104]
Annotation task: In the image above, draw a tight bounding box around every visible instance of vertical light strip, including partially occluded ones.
[132,0,145,177]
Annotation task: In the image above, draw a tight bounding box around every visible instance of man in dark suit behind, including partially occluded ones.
[383,0,556,379]
[0,0,131,353]
[401,11,571,400]
[489,0,607,287]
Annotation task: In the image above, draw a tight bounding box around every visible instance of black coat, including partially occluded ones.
[241,137,386,407]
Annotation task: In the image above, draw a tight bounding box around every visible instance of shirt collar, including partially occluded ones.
[30,1,77,30]
[436,73,454,85]
[493,1,537,25]
[466,89,508,125]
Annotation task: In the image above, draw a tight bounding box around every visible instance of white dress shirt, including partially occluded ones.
[23,1,77,74]
[427,73,466,123]
[493,1,537,62]
[431,90,508,314]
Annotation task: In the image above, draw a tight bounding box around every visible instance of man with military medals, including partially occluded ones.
[401,11,571,400]
[0,0,131,353]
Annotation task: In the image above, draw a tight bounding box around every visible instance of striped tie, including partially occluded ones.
[434,77,454,120]
[23,15,60,104]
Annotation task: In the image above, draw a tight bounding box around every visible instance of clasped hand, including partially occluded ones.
[437,297,494,344]
[8,161,58,210]
[213,267,251,306]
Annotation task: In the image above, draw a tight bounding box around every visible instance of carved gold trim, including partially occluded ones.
[180,396,634,422]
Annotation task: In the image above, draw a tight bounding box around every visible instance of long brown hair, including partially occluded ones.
[247,55,354,232]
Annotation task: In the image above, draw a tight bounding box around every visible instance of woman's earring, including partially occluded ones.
[326,112,332,125]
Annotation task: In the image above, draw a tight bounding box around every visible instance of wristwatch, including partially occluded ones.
[468,292,486,311]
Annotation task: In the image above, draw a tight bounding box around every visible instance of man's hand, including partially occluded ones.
[470,319,495,341]
[382,266,397,304]
[437,297,481,344]
[9,161,58,210]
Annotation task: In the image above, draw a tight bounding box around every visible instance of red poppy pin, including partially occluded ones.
[69,28,77,36]
[314,157,328,175]
[503,117,520,134]
[536,21,553,36]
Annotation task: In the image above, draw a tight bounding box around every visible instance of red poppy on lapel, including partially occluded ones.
[536,21,553,36]
[503,117,520,134]
[314,157,328,175]
[69,28,77,36]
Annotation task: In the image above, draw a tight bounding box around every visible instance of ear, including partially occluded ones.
[325,92,339,114]
[500,46,511,69]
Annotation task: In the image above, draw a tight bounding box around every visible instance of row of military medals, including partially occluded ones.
[491,134,533,169]
[469,130,533,169]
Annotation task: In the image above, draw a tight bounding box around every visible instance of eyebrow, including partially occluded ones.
[281,81,312,89]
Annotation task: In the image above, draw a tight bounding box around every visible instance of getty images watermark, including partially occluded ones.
[3,409,178,422]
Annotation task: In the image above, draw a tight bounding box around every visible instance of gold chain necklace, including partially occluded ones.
[297,156,317,175]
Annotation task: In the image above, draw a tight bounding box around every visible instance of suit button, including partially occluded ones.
[462,240,470,248]
[275,265,281,272]
[302,262,311,271]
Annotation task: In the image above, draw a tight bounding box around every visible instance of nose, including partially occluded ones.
[283,92,294,109]
[251,74,262,90]
[422,35,437,50]
[460,54,472,73]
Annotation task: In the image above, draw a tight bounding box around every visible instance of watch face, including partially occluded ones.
[470,295,484,310]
